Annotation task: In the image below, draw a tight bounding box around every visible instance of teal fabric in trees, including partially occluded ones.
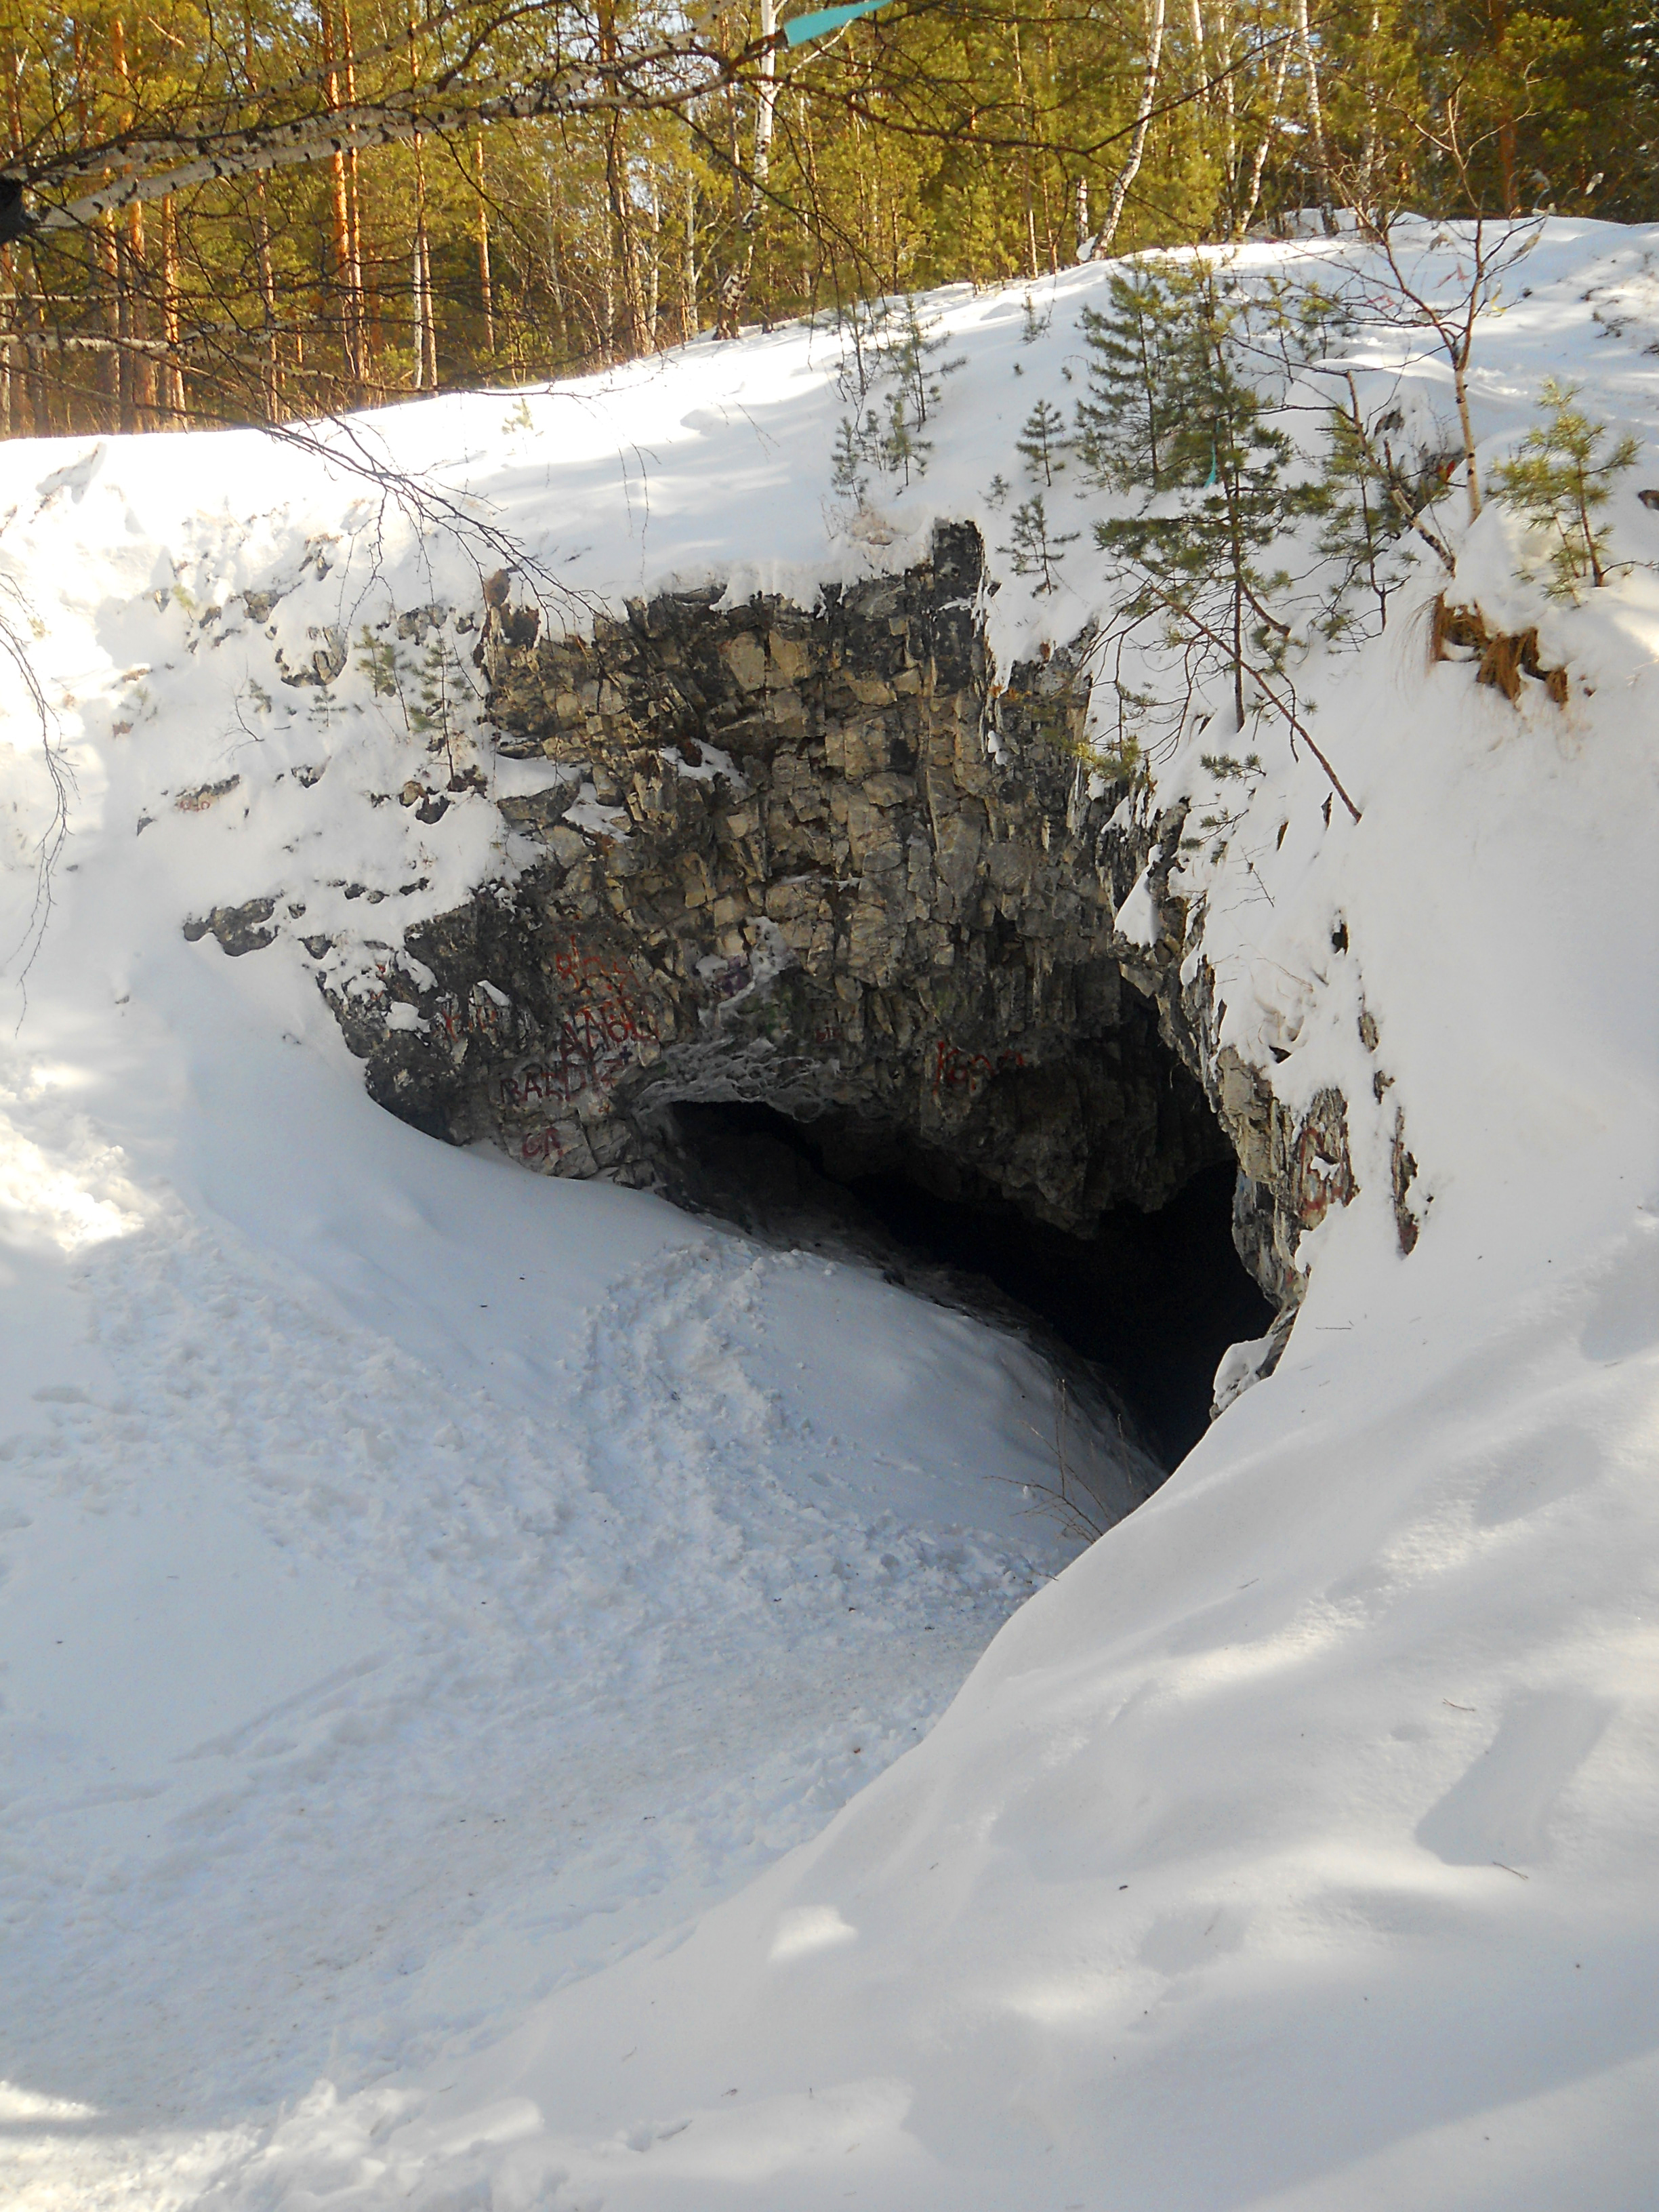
[782,0,895,45]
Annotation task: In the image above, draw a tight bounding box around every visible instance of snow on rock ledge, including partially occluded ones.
[1,218,1658,2211]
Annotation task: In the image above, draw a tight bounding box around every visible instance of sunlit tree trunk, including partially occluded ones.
[1094,0,1166,256]
[1294,0,1333,220]
[680,172,698,342]
[1214,0,1238,214]
[716,0,778,336]
[253,175,281,419]
[112,18,158,428]
[322,1,366,398]
[0,243,10,436]
[161,195,186,422]
[1235,26,1293,237]
[644,176,661,343]
[475,135,496,356]
[598,0,648,354]
[412,130,436,388]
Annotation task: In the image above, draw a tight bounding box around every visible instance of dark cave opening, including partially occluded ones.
[667,1099,1275,1471]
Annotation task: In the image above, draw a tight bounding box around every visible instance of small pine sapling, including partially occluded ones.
[411,637,479,775]
[827,299,961,501]
[1074,264,1189,494]
[835,297,886,402]
[1492,377,1641,598]
[1306,382,1441,636]
[1089,263,1364,819]
[986,472,1011,509]
[1021,291,1051,345]
[1094,266,1296,728]
[878,385,931,485]
[1017,398,1069,487]
[355,627,403,702]
[1002,494,1079,593]
[878,297,966,434]
[832,415,875,500]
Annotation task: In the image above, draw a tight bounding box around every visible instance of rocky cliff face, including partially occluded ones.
[321,523,1359,1315]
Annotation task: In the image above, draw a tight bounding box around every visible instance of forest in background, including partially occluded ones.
[1,0,1655,438]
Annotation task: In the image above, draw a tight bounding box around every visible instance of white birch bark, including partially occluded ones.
[1093,0,1166,259]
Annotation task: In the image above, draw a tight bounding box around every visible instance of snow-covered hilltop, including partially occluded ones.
[2,220,1658,2209]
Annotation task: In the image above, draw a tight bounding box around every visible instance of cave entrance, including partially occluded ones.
[666,1097,1275,1472]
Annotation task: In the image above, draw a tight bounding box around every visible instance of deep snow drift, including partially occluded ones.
[1,220,1658,2209]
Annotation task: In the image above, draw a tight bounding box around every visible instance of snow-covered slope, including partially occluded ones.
[2,220,1658,2209]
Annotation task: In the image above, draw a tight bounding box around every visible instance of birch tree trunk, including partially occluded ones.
[1212,0,1237,213]
[161,194,186,422]
[680,172,698,341]
[1092,0,1166,258]
[1294,0,1333,221]
[716,0,777,337]
[1234,28,1292,239]
[474,135,496,356]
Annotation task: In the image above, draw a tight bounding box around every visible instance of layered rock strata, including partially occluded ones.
[322,523,1363,1310]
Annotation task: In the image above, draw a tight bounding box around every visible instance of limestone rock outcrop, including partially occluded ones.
[320,521,1359,1311]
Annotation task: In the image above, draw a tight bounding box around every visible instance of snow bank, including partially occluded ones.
[1,219,1657,2207]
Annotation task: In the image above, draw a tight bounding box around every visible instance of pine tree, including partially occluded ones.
[832,414,874,499]
[1073,264,1191,495]
[411,636,478,775]
[1305,380,1443,636]
[1093,264,1296,731]
[876,297,966,435]
[1002,494,1078,592]
[1491,377,1641,598]
[355,627,403,701]
[877,384,930,485]
[1017,398,1069,486]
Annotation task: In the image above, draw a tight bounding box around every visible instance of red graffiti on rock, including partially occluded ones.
[436,981,513,1044]
[931,1040,1026,1101]
[498,940,658,1111]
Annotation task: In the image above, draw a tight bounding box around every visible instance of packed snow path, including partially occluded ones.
[0,933,1094,2191]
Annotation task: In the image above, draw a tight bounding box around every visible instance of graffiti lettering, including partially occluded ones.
[554,939,636,987]
[520,1126,563,1164]
[435,981,513,1043]
[931,1040,1026,1101]
[497,939,659,1115]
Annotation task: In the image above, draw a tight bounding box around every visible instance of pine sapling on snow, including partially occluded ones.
[832,413,876,501]
[1306,378,1449,636]
[356,628,403,704]
[827,296,962,499]
[1492,377,1641,598]
[1017,399,1069,486]
[411,636,480,777]
[1094,264,1296,728]
[878,384,930,486]
[1073,263,1189,494]
[1088,260,1362,819]
[878,297,966,436]
[1002,494,1078,593]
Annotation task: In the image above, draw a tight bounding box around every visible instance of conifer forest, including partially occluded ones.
[1,0,1654,436]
